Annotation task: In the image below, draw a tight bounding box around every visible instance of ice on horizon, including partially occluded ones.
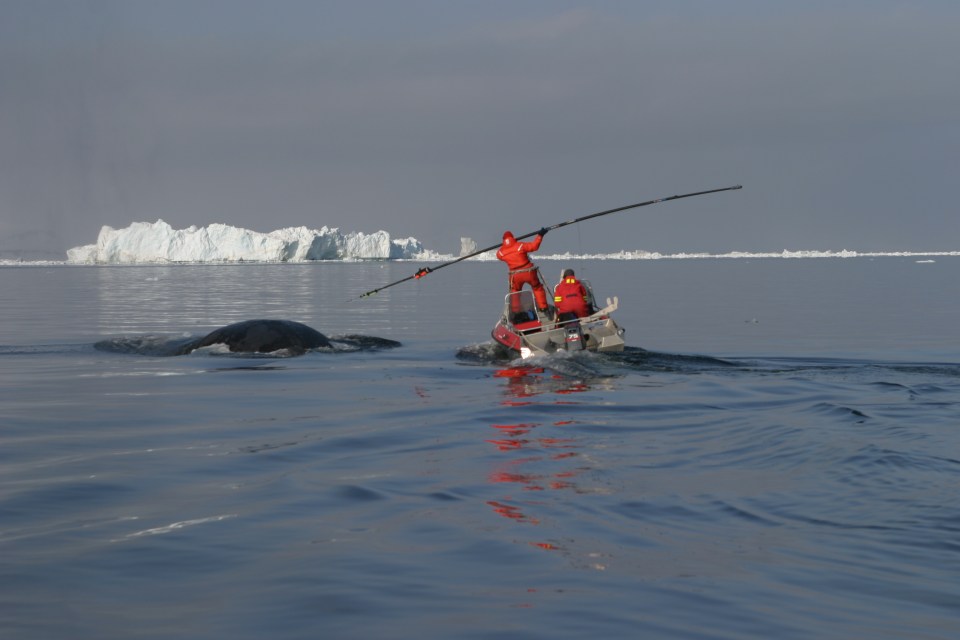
[66,220,434,264]
[45,220,960,265]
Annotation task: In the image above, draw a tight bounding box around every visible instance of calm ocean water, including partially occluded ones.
[2,257,959,639]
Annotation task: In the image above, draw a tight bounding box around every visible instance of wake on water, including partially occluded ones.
[455,341,960,384]
[456,342,735,369]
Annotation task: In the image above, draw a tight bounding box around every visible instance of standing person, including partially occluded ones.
[497,228,550,314]
[553,268,594,321]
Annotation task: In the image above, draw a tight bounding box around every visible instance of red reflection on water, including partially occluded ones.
[486,439,525,451]
[538,437,575,448]
[496,366,592,403]
[495,367,545,378]
[533,542,559,551]
[485,367,594,530]
[486,431,585,522]
[492,423,535,435]
[496,367,545,400]
[486,500,540,524]
[486,422,576,453]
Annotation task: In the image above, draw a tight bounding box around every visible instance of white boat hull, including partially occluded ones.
[492,292,625,359]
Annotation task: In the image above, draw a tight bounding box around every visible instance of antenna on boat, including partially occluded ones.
[352,184,742,301]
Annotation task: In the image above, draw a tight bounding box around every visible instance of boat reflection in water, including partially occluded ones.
[484,366,610,568]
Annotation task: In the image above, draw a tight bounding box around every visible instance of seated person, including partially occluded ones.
[553,268,594,323]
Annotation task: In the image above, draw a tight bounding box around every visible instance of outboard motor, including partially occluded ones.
[564,324,585,351]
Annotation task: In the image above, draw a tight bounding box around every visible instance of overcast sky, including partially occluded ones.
[2,0,958,258]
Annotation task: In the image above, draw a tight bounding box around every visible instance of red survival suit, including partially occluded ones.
[554,272,593,319]
[496,231,549,311]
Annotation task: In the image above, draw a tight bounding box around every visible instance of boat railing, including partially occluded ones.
[578,296,619,324]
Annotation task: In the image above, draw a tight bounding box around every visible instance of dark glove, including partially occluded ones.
[538,227,549,237]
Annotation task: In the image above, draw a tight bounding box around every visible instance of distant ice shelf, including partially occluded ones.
[11,219,958,265]
[65,220,433,264]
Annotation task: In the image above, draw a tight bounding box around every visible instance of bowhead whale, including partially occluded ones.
[95,319,400,356]
[175,319,331,355]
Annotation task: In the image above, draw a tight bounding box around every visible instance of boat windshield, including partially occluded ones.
[580,280,598,310]
[503,289,538,323]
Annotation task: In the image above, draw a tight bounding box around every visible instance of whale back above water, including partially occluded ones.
[94,319,401,356]
[179,319,331,355]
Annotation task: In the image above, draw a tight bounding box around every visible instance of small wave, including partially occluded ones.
[806,402,870,422]
[328,334,403,351]
[335,485,386,502]
[842,445,960,473]
[611,347,739,372]
[711,499,782,527]
[0,343,92,356]
[94,335,196,357]
[116,514,237,541]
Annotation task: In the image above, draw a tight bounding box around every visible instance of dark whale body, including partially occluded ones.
[177,319,332,355]
[94,319,400,357]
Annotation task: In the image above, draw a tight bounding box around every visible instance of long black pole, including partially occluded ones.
[354,184,742,299]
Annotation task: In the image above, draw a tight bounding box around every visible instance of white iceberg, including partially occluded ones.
[66,220,428,264]
[459,237,478,257]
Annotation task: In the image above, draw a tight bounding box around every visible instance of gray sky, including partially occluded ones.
[2,0,958,258]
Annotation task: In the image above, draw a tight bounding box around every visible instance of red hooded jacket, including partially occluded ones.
[496,232,543,271]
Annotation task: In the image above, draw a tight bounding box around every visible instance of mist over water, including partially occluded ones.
[1,258,959,639]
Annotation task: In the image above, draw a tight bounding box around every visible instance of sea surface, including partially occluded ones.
[1,257,959,639]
